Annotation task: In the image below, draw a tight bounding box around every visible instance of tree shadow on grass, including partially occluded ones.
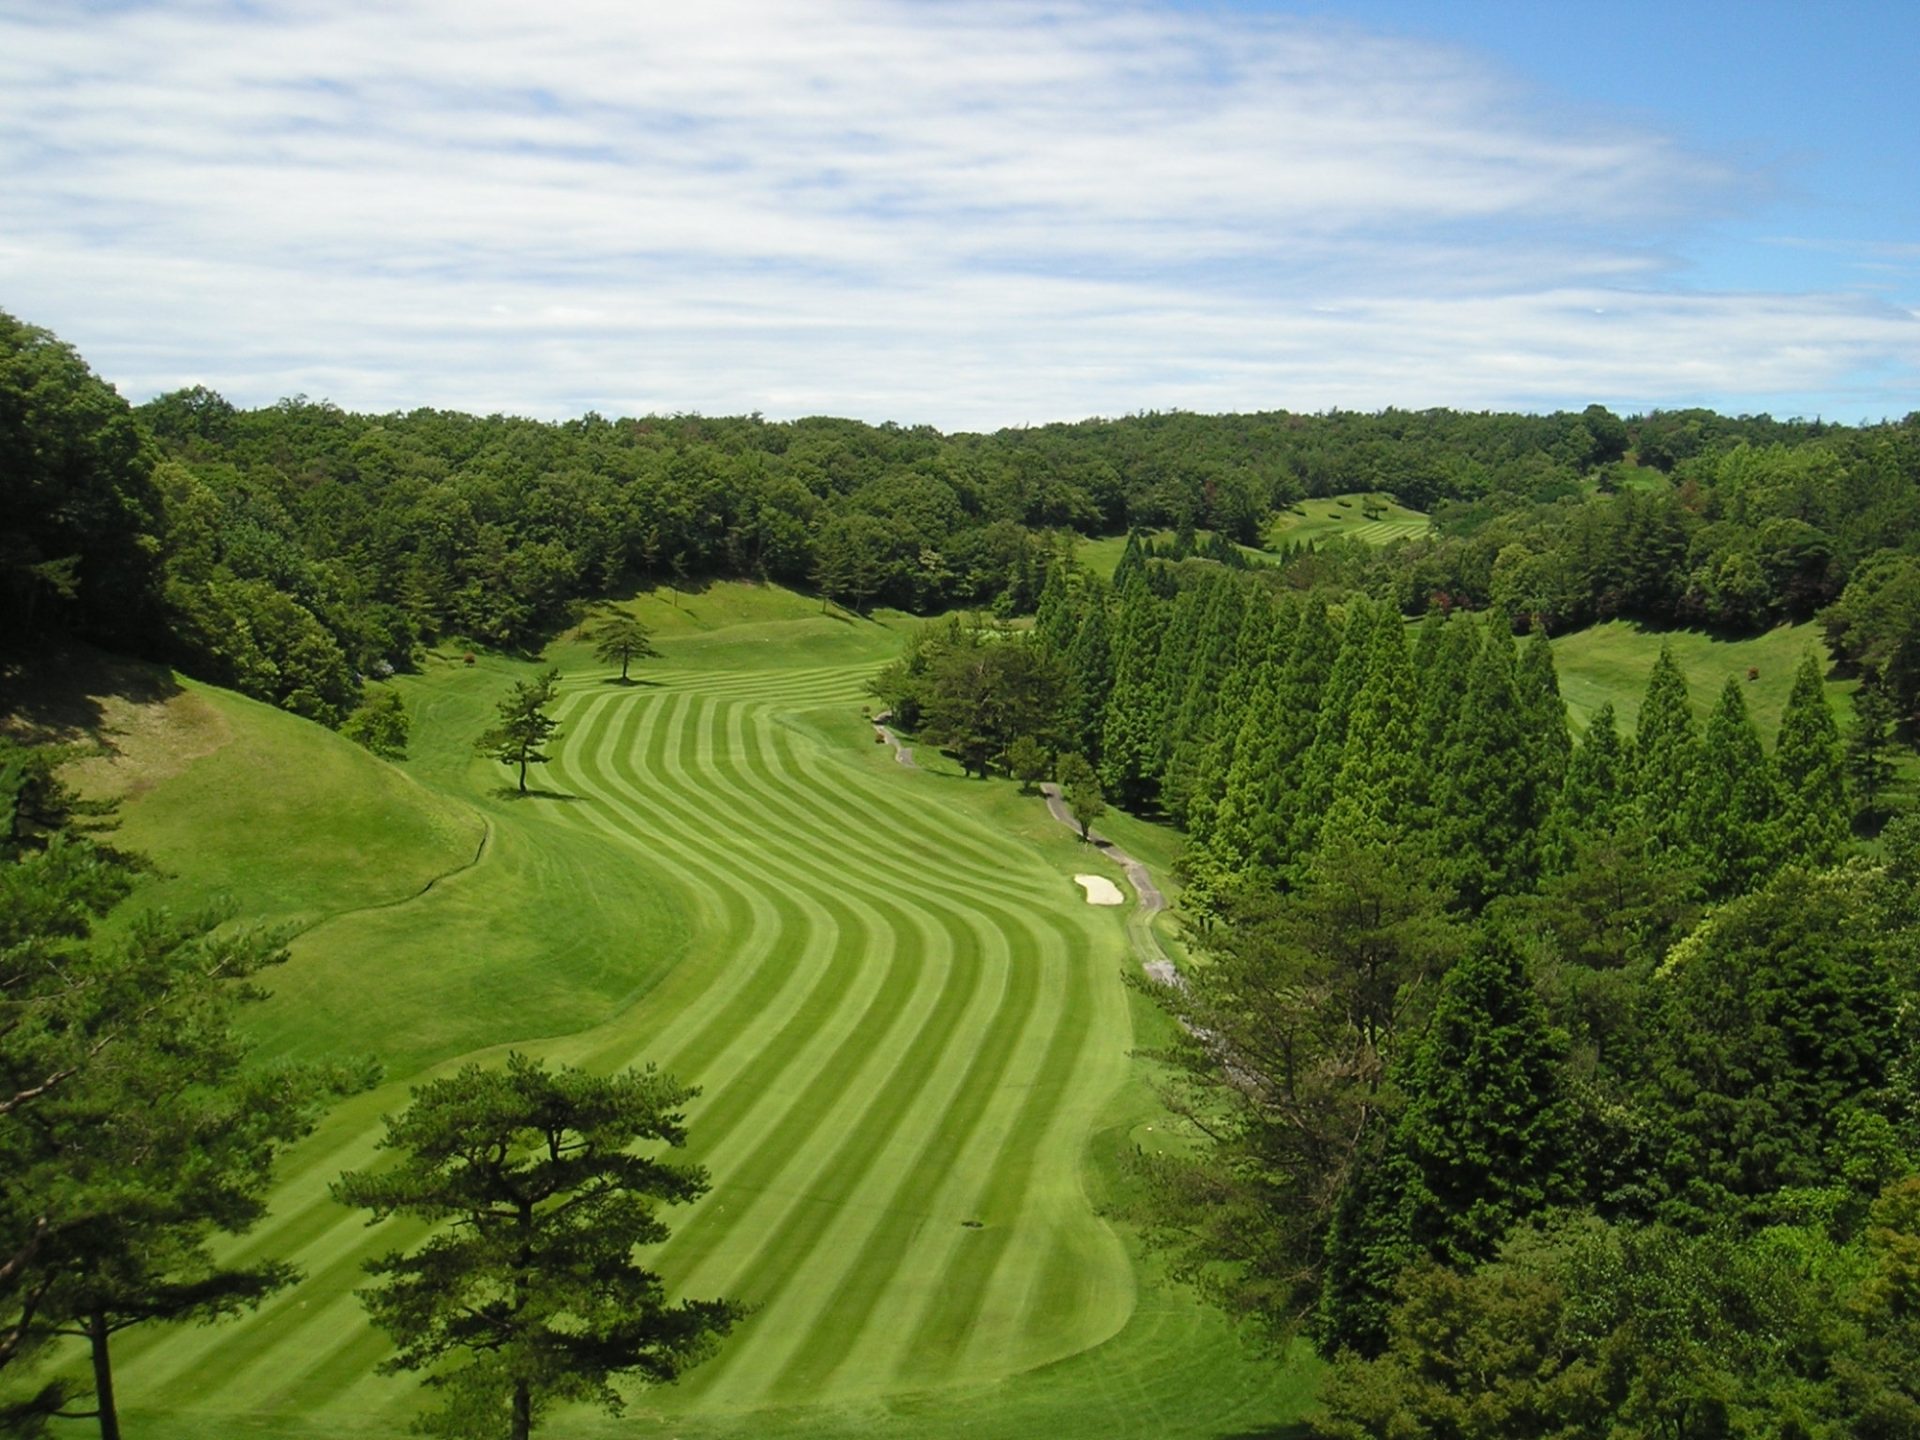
[1,641,183,749]
[601,676,661,688]
[491,786,584,803]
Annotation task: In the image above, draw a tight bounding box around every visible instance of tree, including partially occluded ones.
[1007,735,1049,794]
[1688,675,1783,900]
[1849,669,1901,831]
[1774,649,1849,866]
[1057,752,1105,840]
[585,612,658,683]
[333,1053,740,1440]
[1,743,335,1438]
[477,669,562,793]
[341,687,410,760]
[1633,644,1698,854]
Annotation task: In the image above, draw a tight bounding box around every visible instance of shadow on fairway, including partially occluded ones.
[601,676,661,688]
[1217,1424,1315,1440]
[492,786,584,803]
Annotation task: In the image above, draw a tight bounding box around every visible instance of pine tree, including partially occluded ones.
[1185,588,1284,843]
[1415,613,1479,764]
[1774,650,1849,867]
[1690,675,1783,900]
[1032,560,1077,655]
[1633,645,1698,853]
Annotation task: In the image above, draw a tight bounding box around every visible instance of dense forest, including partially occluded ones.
[10,307,1920,1434]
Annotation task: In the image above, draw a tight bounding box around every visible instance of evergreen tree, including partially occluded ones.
[1434,623,1539,910]
[1110,530,1146,592]
[1774,650,1849,867]
[1162,576,1248,826]
[1414,613,1478,764]
[1319,608,1422,859]
[1848,669,1900,832]
[1516,626,1573,799]
[477,668,564,794]
[1633,645,1698,853]
[1290,600,1377,866]
[1099,571,1167,809]
[584,612,658,683]
[1690,676,1783,900]
[1539,701,1629,873]
[1032,561,1076,655]
[1318,933,1577,1355]
[1184,587,1282,843]
[1144,583,1212,809]
[1063,581,1113,764]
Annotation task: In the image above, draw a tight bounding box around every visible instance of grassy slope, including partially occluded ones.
[26,582,1309,1440]
[1549,618,1845,738]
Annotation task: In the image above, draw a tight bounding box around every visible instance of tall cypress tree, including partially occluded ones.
[1416,614,1479,765]
[1032,560,1077,655]
[1162,577,1248,826]
[1690,675,1783,899]
[1290,600,1377,865]
[1434,623,1538,910]
[1539,701,1629,873]
[1320,609,1423,858]
[1516,627,1573,799]
[1185,587,1284,842]
[1099,570,1167,809]
[1774,650,1849,867]
[1633,645,1698,853]
[1064,583,1112,765]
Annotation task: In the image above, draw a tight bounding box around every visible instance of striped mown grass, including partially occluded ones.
[65,588,1311,1438]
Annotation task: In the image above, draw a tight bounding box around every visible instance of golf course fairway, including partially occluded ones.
[66,588,1311,1438]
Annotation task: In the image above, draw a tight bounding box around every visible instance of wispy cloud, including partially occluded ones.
[2,0,1914,425]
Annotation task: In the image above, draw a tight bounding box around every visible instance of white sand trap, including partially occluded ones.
[1074,874,1125,906]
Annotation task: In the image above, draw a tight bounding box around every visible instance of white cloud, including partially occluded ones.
[1,0,1914,426]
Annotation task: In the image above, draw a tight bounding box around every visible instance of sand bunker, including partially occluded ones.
[1074,874,1124,906]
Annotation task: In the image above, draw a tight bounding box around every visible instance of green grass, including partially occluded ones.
[1266,494,1430,548]
[27,582,1312,1439]
[1549,619,1844,738]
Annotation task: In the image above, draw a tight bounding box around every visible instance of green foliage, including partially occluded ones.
[341,686,411,760]
[1056,752,1105,839]
[1633,644,1699,853]
[1775,650,1850,866]
[1689,676,1785,900]
[584,611,658,682]
[1849,671,1901,829]
[1641,868,1900,1228]
[1098,572,1167,808]
[476,668,562,793]
[333,1053,740,1440]
[0,311,162,649]
[1007,734,1050,793]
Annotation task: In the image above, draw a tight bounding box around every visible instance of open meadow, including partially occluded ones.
[36,584,1312,1439]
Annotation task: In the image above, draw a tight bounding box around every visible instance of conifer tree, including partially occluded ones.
[1434,623,1538,910]
[1099,571,1166,809]
[1848,670,1899,830]
[1690,676,1783,899]
[1064,582,1112,764]
[1185,587,1283,843]
[1318,933,1577,1356]
[1633,645,1698,852]
[1290,600,1377,866]
[1032,561,1077,656]
[1414,613,1478,764]
[1539,701,1628,873]
[1162,577,1248,826]
[1774,650,1849,867]
[1110,530,1146,592]
[1516,627,1572,798]
[1319,609,1422,858]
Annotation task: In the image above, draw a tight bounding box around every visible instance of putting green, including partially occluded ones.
[77,604,1306,1438]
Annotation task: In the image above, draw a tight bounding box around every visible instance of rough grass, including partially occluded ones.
[22,583,1312,1440]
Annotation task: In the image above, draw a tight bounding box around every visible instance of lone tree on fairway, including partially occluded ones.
[1058,752,1106,841]
[586,613,658,684]
[477,669,562,793]
[333,1053,740,1440]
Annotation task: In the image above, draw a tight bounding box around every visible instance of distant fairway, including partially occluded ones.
[1266,494,1430,548]
[63,585,1309,1439]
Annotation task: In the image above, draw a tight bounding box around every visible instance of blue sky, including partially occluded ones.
[1,0,1914,429]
